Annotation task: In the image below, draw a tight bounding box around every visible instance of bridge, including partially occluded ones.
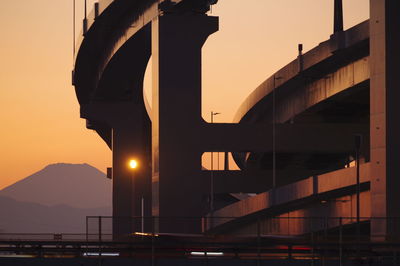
[72,0,400,239]
[1,0,400,264]
[0,0,381,264]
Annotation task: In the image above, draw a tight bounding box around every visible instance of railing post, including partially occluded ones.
[152,216,155,266]
[98,216,102,243]
[322,216,328,266]
[257,218,261,265]
[339,217,343,266]
[141,197,145,233]
[288,244,292,260]
[86,216,89,252]
[310,217,315,266]
[355,135,361,244]
[98,216,102,260]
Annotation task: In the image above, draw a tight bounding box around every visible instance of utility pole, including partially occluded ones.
[355,134,362,256]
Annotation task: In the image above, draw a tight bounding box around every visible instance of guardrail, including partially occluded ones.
[1,216,399,242]
[83,216,400,241]
[1,216,400,263]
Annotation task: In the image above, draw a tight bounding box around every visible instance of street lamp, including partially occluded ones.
[128,159,143,233]
[211,111,220,123]
[129,159,138,169]
[210,111,221,215]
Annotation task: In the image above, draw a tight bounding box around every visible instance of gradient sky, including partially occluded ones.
[0,0,368,189]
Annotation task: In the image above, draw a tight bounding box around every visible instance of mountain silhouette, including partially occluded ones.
[0,196,110,233]
[0,163,112,233]
[0,163,111,209]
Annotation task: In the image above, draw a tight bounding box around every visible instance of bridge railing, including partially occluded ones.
[0,233,88,241]
[1,217,400,263]
[85,216,400,243]
[1,216,399,243]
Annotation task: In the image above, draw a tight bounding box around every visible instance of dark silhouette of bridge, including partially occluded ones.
[3,0,398,264]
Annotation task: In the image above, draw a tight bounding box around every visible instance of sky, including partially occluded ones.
[0,0,369,190]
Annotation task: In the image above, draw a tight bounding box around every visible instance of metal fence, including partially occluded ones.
[1,216,400,242]
[2,216,400,263]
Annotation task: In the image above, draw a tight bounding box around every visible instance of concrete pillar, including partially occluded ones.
[111,105,152,238]
[112,127,151,237]
[80,102,152,238]
[370,0,400,240]
[151,14,218,233]
[111,126,136,237]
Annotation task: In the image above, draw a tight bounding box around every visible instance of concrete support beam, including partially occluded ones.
[151,14,218,232]
[202,169,319,193]
[370,0,400,240]
[201,123,368,153]
[203,161,371,194]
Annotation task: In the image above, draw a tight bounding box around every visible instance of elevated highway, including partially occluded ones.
[73,0,400,241]
[207,20,371,234]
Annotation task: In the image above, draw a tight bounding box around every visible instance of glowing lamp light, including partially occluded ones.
[129,159,138,169]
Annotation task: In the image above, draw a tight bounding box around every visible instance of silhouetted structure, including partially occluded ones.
[73,0,400,244]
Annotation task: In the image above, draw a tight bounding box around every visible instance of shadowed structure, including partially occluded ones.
[72,0,400,241]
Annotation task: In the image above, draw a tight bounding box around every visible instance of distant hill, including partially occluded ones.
[0,163,111,209]
[0,195,110,233]
[0,163,112,233]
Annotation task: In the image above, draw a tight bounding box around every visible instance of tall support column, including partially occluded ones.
[111,105,152,238]
[370,0,400,240]
[151,14,218,233]
[81,102,152,239]
[111,125,138,238]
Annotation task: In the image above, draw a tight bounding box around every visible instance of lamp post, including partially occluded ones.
[72,0,75,62]
[354,135,362,242]
[128,159,144,233]
[272,76,282,202]
[83,0,88,34]
[210,111,220,215]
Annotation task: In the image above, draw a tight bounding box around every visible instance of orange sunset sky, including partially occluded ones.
[0,0,368,189]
